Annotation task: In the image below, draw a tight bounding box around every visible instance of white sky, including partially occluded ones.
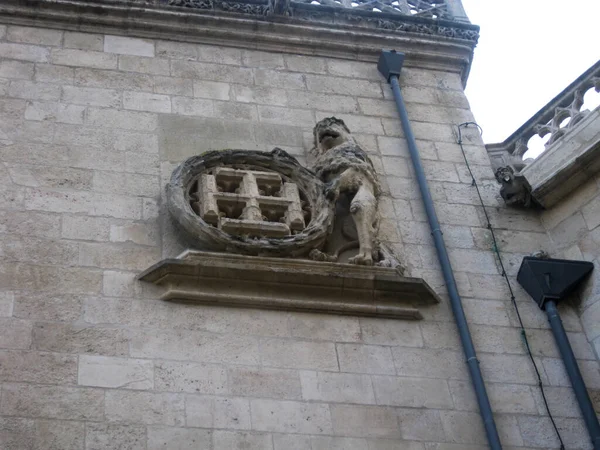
[461,0,600,144]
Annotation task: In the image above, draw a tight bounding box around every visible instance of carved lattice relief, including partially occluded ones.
[190,167,308,238]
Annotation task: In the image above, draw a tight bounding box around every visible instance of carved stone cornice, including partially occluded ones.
[138,250,441,320]
[0,0,479,84]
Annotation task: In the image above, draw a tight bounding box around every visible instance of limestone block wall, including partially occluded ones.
[0,23,597,449]
[540,176,600,363]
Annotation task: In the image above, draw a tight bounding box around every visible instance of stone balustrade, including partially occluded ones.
[487,60,600,173]
[291,0,460,20]
[166,0,472,25]
[487,60,600,208]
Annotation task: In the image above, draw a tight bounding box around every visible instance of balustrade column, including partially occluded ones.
[445,0,470,23]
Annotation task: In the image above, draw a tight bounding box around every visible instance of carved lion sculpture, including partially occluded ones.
[309,117,381,265]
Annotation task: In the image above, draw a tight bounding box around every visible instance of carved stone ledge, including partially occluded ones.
[138,250,440,320]
[520,107,600,208]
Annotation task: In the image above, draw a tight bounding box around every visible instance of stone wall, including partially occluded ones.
[540,175,600,366]
[0,23,597,449]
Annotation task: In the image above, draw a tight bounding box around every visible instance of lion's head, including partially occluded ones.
[312,117,353,155]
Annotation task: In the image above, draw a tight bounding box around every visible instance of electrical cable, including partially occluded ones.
[456,121,566,450]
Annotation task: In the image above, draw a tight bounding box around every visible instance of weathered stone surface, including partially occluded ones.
[0,263,103,294]
[79,242,160,271]
[52,48,117,69]
[62,86,121,107]
[228,366,302,400]
[9,80,60,101]
[25,188,142,219]
[105,391,185,426]
[171,60,252,84]
[87,107,157,131]
[35,64,75,84]
[131,328,259,365]
[393,348,468,380]
[449,380,537,414]
[261,338,338,371]
[360,318,423,346]
[25,101,86,124]
[33,420,84,450]
[148,427,212,450]
[79,355,154,390]
[85,423,146,450]
[1,384,104,420]
[0,418,35,449]
[119,55,169,75]
[102,270,137,297]
[0,42,49,62]
[124,91,171,113]
[306,75,382,98]
[0,60,34,79]
[300,371,376,404]
[0,350,77,384]
[331,404,401,438]
[32,323,129,356]
[0,317,32,349]
[0,235,79,266]
[0,291,14,317]
[155,361,227,394]
[0,211,61,239]
[337,343,396,375]
[7,26,62,45]
[372,375,453,408]
[64,31,103,50]
[213,431,273,450]
[73,67,154,91]
[104,35,154,57]
[251,399,332,434]
[311,436,369,450]
[398,409,445,442]
[186,395,251,429]
[289,314,361,342]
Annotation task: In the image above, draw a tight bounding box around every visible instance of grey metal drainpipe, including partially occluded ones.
[546,299,600,449]
[377,50,503,450]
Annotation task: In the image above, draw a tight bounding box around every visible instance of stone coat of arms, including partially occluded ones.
[167,117,399,267]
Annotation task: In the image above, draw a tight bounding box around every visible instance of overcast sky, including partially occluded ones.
[461,0,600,144]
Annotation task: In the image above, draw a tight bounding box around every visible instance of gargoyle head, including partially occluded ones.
[313,117,353,154]
[495,166,537,208]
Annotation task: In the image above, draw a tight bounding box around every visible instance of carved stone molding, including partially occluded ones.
[164,0,478,42]
[138,250,441,319]
[0,0,478,84]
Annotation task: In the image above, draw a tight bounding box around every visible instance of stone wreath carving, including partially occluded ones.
[167,117,397,267]
[167,148,334,257]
